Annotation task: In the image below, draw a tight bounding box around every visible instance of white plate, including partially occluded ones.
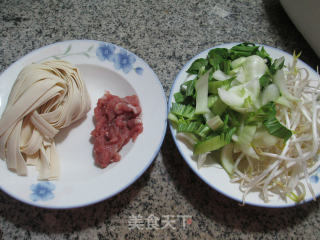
[169,43,320,208]
[0,40,167,209]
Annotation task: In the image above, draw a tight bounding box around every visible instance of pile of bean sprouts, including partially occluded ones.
[231,54,320,203]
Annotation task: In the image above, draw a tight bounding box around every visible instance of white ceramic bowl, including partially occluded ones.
[280,0,320,57]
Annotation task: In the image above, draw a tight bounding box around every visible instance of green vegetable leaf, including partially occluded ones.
[230,43,272,65]
[259,72,272,89]
[220,59,232,74]
[270,56,285,74]
[221,126,237,143]
[245,102,275,124]
[230,42,259,59]
[245,102,292,141]
[174,92,186,103]
[182,80,195,97]
[193,113,236,154]
[208,76,235,95]
[220,143,235,175]
[243,96,253,108]
[256,46,272,66]
[170,103,195,119]
[187,58,208,74]
[263,116,292,141]
[194,135,228,154]
[208,48,229,71]
[219,113,237,142]
[258,56,285,90]
[177,121,211,138]
[208,96,227,116]
[228,110,241,127]
[168,112,179,124]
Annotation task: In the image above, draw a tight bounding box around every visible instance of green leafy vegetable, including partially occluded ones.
[245,102,292,141]
[259,72,272,89]
[208,96,228,115]
[270,56,285,74]
[170,103,195,119]
[194,135,228,154]
[170,43,294,176]
[174,92,186,103]
[220,143,235,175]
[168,112,179,124]
[208,77,235,94]
[230,42,260,59]
[187,58,208,75]
[208,48,229,72]
[230,43,272,65]
[180,80,195,97]
[263,116,292,141]
[177,121,211,139]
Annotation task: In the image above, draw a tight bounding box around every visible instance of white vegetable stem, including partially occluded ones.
[195,70,210,114]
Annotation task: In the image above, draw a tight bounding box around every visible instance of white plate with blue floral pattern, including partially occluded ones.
[0,40,167,209]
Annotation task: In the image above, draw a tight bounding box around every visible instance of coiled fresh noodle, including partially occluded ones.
[0,60,91,180]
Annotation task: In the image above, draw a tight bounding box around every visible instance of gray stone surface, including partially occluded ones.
[0,0,319,239]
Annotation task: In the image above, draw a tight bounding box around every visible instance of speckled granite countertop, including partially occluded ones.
[1,0,320,239]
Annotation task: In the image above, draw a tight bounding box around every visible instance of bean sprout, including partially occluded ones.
[234,55,320,203]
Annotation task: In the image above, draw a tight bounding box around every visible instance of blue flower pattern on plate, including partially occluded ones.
[96,42,142,75]
[135,67,143,75]
[310,159,320,184]
[96,43,116,61]
[113,49,136,74]
[310,175,319,184]
[30,182,55,202]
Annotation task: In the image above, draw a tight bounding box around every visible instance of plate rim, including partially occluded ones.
[168,42,320,208]
[0,39,168,209]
